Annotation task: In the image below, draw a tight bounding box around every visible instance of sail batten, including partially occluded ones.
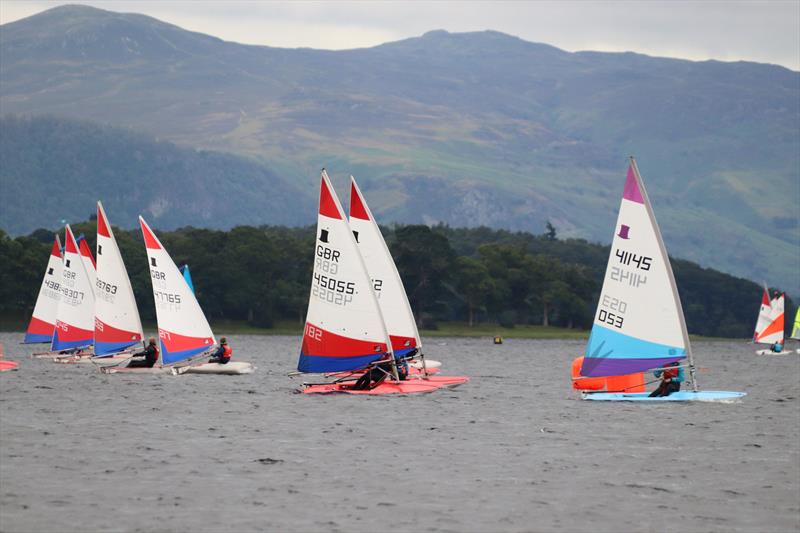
[581,159,689,379]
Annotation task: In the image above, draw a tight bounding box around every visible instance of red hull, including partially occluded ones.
[302,375,468,395]
[0,361,19,372]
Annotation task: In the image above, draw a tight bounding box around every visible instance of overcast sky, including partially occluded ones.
[1,1,798,70]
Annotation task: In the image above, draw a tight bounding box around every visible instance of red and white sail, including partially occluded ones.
[24,236,63,343]
[755,291,785,344]
[51,225,96,351]
[78,237,97,295]
[298,170,392,373]
[348,176,421,357]
[139,216,215,365]
[94,202,143,356]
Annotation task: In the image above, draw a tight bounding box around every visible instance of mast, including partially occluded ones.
[630,157,698,391]
[323,170,399,381]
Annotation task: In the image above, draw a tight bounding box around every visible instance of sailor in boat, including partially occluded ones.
[127,338,159,368]
[208,337,232,364]
[648,362,684,397]
[351,352,409,390]
[770,340,784,353]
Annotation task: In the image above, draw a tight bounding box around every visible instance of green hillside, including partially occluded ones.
[0,5,798,292]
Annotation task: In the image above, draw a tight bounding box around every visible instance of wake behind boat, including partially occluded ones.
[578,158,745,403]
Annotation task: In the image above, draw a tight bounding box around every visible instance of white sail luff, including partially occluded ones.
[629,158,697,390]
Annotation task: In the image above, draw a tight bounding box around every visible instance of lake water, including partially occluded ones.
[1,333,798,532]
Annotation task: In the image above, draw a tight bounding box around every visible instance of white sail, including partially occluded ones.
[298,170,392,373]
[581,159,690,379]
[94,202,144,356]
[78,237,97,296]
[139,216,215,365]
[757,293,785,345]
[23,236,63,343]
[753,286,773,343]
[51,225,96,350]
[348,176,421,357]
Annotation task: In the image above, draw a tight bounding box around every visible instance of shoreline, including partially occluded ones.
[1,319,740,341]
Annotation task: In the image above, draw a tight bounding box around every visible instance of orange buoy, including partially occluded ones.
[571,356,605,391]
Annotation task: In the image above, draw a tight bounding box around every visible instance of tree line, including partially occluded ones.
[1,220,793,339]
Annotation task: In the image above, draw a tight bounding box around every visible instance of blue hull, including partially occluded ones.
[583,390,746,402]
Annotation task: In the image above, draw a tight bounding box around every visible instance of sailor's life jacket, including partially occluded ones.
[221,344,232,362]
[654,365,684,383]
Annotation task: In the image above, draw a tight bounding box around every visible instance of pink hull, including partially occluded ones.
[0,361,20,372]
[302,376,468,395]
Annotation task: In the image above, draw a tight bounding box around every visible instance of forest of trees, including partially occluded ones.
[0,220,793,339]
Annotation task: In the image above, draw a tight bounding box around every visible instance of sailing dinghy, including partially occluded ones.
[297,171,466,394]
[57,203,144,365]
[348,176,447,375]
[580,158,745,402]
[790,307,800,354]
[753,290,788,355]
[102,217,253,375]
[24,235,63,344]
[47,225,96,355]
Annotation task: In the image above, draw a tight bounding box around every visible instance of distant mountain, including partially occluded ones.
[0,115,306,232]
[1,5,798,292]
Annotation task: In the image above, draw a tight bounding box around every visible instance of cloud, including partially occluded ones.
[1,0,798,69]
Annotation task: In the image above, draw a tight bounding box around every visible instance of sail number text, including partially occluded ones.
[610,266,647,287]
[312,272,355,306]
[615,249,651,270]
[598,294,627,329]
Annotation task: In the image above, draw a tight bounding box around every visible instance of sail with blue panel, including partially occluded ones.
[180,265,195,294]
[581,159,690,378]
[298,170,393,374]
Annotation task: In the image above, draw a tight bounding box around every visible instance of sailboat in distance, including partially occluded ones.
[93,202,144,356]
[103,217,253,375]
[580,158,744,402]
[297,170,466,394]
[51,225,96,353]
[754,290,788,355]
[23,235,63,343]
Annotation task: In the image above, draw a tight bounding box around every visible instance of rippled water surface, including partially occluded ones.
[1,333,798,532]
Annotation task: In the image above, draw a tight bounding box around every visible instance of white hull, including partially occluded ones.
[100,361,254,375]
[409,359,441,370]
[54,354,131,365]
[182,361,255,375]
[755,349,796,356]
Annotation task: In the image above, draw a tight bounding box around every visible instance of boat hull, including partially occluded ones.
[0,361,19,372]
[754,349,797,356]
[101,361,254,375]
[583,390,746,402]
[409,359,441,370]
[182,362,254,375]
[302,376,468,395]
[54,354,130,365]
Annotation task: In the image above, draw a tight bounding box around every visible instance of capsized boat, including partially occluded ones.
[579,158,745,402]
[24,235,63,344]
[101,217,253,375]
[753,290,788,355]
[349,176,445,374]
[296,170,466,394]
